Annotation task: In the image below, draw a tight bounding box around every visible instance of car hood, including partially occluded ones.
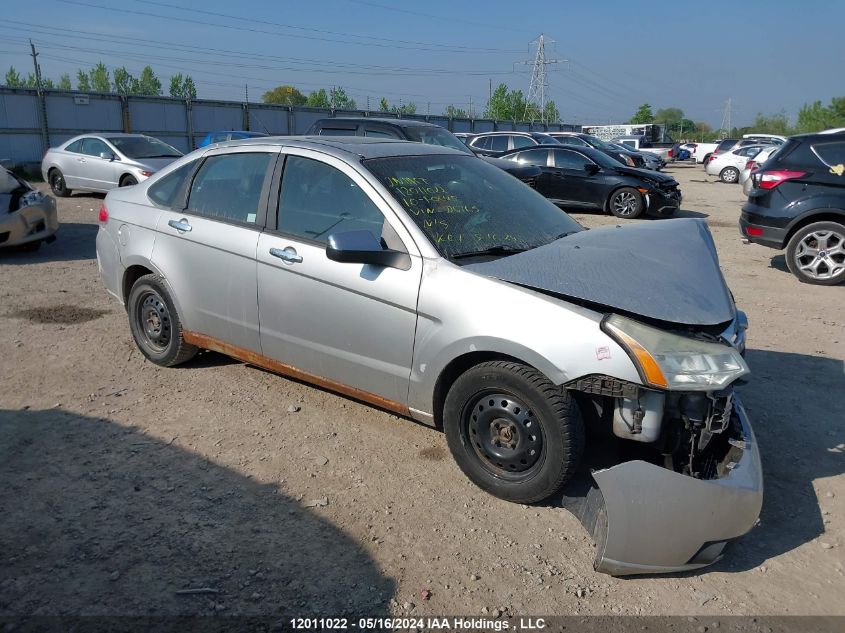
[464,218,735,326]
[130,157,181,171]
[613,165,676,184]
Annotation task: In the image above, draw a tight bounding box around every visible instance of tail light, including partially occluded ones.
[98,203,108,224]
[668,149,674,157]
[757,170,806,190]
[745,160,757,171]
[139,170,153,178]
[746,226,764,237]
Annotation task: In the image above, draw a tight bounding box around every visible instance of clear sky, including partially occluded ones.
[1,0,843,128]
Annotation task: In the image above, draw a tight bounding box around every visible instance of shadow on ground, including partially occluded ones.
[0,408,395,618]
[0,222,98,264]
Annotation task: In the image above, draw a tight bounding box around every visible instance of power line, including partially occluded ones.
[56,0,523,55]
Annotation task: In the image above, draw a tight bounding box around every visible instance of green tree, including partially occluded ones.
[182,76,197,100]
[262,85,307,105]
[305,88,330,108]
[76,70,91,92]
[444,104,468,118]
[4,66,23,87]
[57,73,72,90]
[133,66,161,96]
[543,100,560,123]
[168,73,197,99]
[113,67,135,95]
[168,72,184,98]
[24,73,38,88]
[90,62,110,92]
[379,97,390,112]
[391,101,416,115]
[484,83,510,119]
[750,111,790,136]
[654,107,683,127]
[630,103,654,124]
[795,98,845,133]
[329,86,356,110]
[41,77,54,89]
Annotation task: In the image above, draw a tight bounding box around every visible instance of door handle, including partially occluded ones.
[168,218,192,233]
[270,247,303,264]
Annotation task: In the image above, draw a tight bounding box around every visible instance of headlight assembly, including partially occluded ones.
[602,314,749,391]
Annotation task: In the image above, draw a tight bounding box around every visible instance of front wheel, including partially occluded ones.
[720,167,740,183]
[127,274,198,366]
[785,221,845,285]
[608,187,644,219]
[443,361,584,504]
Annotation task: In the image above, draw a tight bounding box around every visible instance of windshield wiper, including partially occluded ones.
[450,245,527,260]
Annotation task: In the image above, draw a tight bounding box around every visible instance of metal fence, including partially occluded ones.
[0,87,580,165]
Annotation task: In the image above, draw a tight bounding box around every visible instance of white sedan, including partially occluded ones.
[705,144,767,183]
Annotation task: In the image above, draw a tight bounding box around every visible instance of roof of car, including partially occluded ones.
[218,135,467,159]
[316,117,441,128]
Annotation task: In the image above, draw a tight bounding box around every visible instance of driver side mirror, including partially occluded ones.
[584,163,600,175]
[326,230,410,270]
[99,151,117,161]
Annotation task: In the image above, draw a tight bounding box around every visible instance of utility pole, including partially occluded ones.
[489,78,492,103]
[29,40,49,152]
[469,95,473,119]
[515,34,567,123]
[244,84,249,102]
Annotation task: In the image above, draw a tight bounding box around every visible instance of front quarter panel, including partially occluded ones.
[408,259,640,415]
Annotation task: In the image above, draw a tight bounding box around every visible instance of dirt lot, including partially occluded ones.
[1,163,843,620]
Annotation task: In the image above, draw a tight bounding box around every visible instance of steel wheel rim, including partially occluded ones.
[462,391,544,481]
[136,290,172,352]
[794,230,845,280]
[612,191,639,216]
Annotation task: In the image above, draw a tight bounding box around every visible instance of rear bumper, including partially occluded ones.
[580,395,763,576]
[739,209,788,249]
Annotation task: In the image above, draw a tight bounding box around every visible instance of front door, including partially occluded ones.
[549,148,606,208]
[80,137,122,191]
[152,148,277,353]
[256,150,422,406]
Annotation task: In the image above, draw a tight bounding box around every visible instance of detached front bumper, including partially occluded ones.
[0,196,58,247]
[645,189,682,216]
[579,395,763,576]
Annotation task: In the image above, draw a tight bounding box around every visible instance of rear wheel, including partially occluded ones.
[127,274,197,366]
[120,175,138,187]
[785,221,845,285]
[720,167,740,183]
[608,187,644,219]
[48,169,71,197]
[443,361,584,504]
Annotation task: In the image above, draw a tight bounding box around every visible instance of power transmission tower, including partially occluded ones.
[719,98,733,137]
[515,34,567,123]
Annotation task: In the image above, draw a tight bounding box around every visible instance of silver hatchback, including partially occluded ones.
[96,136,762,575]
[41,133,182,197]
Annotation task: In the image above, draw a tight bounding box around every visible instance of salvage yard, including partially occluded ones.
[1,163,843,618]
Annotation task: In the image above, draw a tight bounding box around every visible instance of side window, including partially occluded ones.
[511,135,534,149]
[364,128,398,139]
[187,153,271,225]
[490,136,509,152]
[65,140,83,153]
[472,136,492,150]
[567,137,588,146]
[148,160,198,208]
[513,149,548,166]
[81,138,110,157]
[319,127,356,137]
[278,155,385,244]
[553,149,591,170]
[210,133,228,143]
[812,141,845,167]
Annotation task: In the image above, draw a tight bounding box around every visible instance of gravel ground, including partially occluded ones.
[1,163,843,619]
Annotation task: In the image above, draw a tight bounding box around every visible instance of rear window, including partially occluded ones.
[811,141,845,168]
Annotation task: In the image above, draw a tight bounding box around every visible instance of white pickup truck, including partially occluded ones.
[611,136,676,162]
[691,142,720,164]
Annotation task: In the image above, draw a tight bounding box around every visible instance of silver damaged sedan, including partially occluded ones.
[96,137,762,576]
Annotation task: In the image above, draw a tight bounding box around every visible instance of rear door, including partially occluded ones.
[256,149,422,405]
[58,139,85,189]
[152,147,278,352]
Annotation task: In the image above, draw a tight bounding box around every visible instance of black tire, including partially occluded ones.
[127,274,197,366]
[120,175,138,187]
[785,221,845,286]
[19,240,41,252]
[608,187,644,219]
[720,166,740,183]
[48,168,71,197]
[443,361,584,504]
